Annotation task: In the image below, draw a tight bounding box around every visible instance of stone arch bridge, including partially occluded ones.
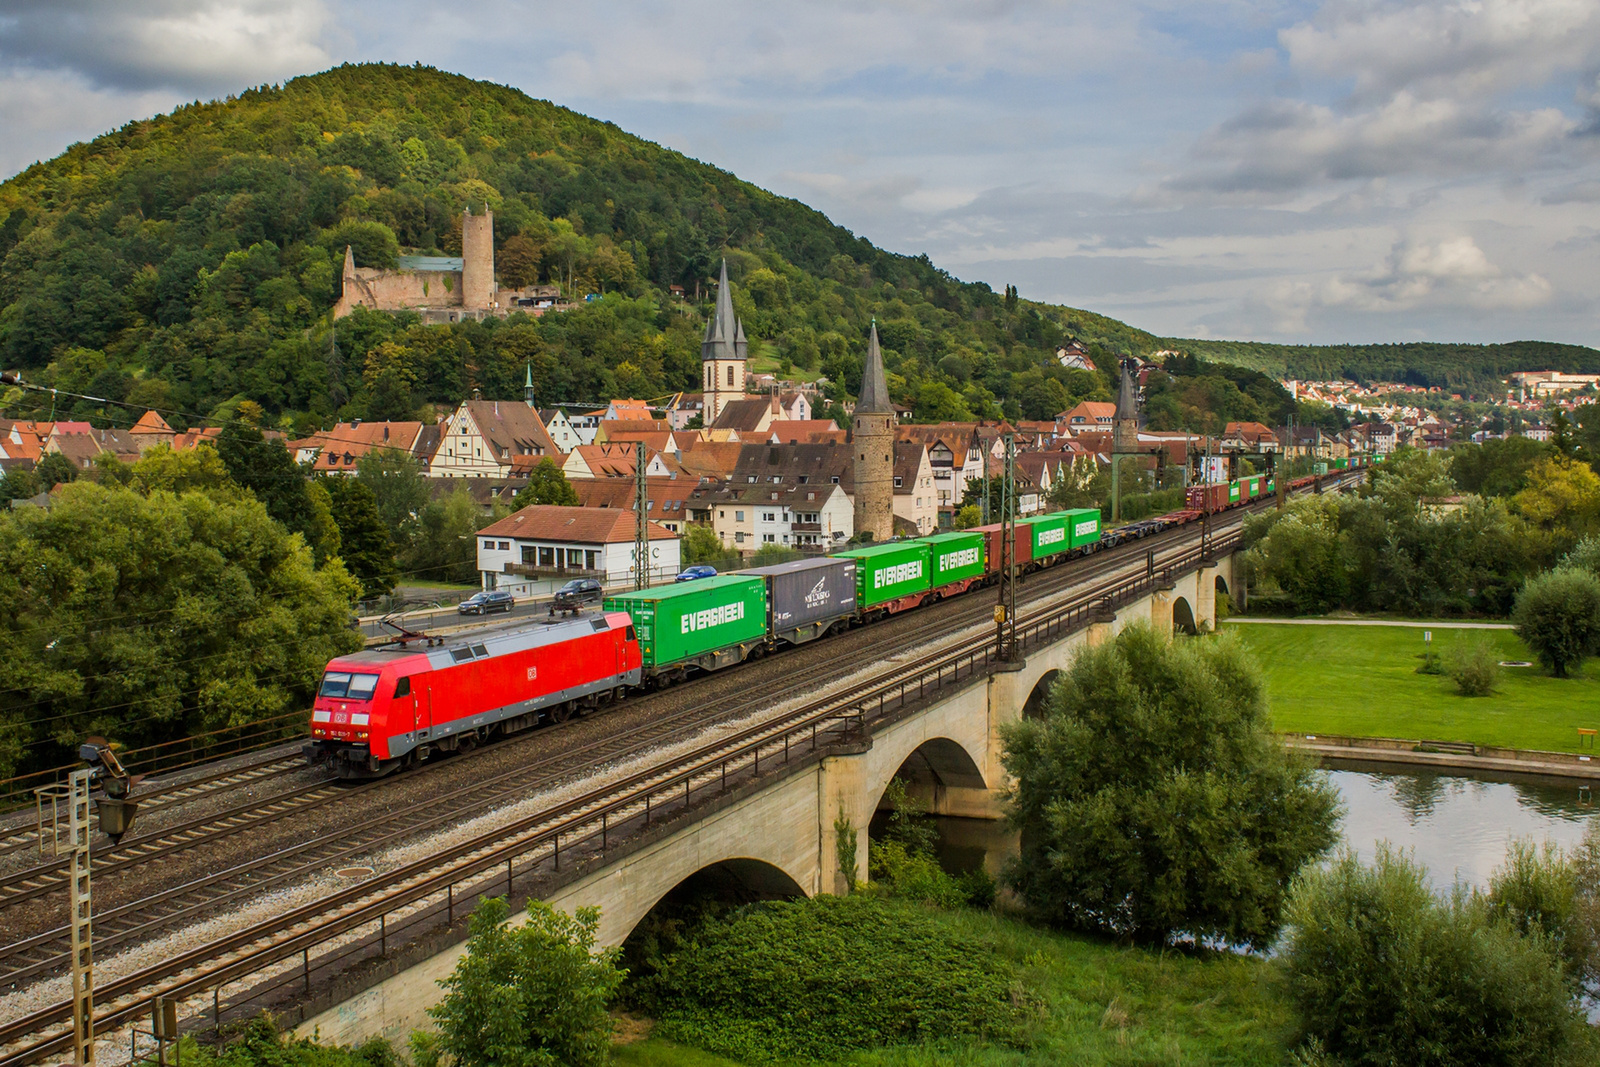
[301,549,1238,1046]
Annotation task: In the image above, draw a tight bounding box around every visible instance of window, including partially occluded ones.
[482,539,494,549]
[394,677,411,698]
[735,510,745,521]
[539,547,555,566]
[498,541,510,550]
[521,546,536,564]
[735,531,746,543]
[763,512,775,522]
[719,510,726,518]
[318,672,380,700]
[567,549,583,567]
[763,533,775,542]
[831,476,840,484]
[726,365,735,386]
[894,477,903,487]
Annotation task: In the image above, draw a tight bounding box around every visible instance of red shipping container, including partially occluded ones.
[1185,484,1230,512]
[971,522,1032,578]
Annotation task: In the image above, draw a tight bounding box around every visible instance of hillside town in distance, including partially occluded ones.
[1,317,1584,596]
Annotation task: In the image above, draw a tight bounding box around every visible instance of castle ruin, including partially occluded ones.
[333,207,562,323]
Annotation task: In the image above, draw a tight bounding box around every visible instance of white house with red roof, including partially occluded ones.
[474,505,680,592]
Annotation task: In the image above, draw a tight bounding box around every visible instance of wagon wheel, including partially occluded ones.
[550,703,574,724]
[457,732,478,754]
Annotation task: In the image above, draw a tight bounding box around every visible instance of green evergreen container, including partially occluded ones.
[921,531,986,587]
[1021,512,1072,560]
[1062,508,1101,549]
[603,576,767,668]
[835,541,933,608]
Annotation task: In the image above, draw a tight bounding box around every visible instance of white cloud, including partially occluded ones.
[1274,234,1553,324]
[1281,0,1600,104]
[0,0,331,92]
[0,69,180,177]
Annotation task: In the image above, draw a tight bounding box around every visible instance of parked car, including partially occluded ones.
[675,565,718,582]
[552,578,604,614]
[458,590,515,615]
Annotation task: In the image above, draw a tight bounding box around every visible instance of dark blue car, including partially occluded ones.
[675,565,718,582]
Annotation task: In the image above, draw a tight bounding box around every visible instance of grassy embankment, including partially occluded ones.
[614,904,1292,1067]
[1227,622,1600,753]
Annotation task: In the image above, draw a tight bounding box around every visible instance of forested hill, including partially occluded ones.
[1167,339,1600,394]
[0,62,1593,433]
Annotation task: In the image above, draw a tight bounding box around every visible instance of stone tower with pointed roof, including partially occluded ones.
[702,260,748,423]
[1113,357,1140,454]
[852,322,896,542]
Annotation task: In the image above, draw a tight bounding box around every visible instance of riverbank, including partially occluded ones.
[1227,620,1600,754]
[1285,733,1600,781]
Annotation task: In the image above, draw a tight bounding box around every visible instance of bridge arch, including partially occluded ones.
[613,856,808,949]
[1022,669,1062,719]
[1172,595,1197,635]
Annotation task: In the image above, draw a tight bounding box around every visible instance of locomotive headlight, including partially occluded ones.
[312,728,325,738]
[355,731,369,740]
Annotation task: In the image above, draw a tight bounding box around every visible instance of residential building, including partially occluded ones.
[1055,342,1097,372]
[474,505,680,592]
[433,400,560,479]
[290,420,437,475]
[571,477,697,534]
[1057,401,1115,435]
[538,408,584,453]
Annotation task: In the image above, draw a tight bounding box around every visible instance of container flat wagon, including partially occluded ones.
[603,575,768,684]
[745,556,858,647]
[835,541,934,618]
[920,531,987,598]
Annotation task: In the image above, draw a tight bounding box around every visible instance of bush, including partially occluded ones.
[1445,637,1499,695]
[640,895,1023,1062]
[428,897,623,1067]
[1001,623,1342,948]
[146,1016,396,1067]
[1512,567,1600,677]
[1488,831,1600,990]
[1281,847,1585,1067]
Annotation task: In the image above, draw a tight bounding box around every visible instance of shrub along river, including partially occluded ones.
[932,761,1599,893]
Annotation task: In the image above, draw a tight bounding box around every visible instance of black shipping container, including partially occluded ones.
[745,557,859,644]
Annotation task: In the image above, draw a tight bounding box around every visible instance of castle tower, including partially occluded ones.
[852,321,895,542]
[701,259,748,423]
[1113,357,1140,454]
[461,207,495,311]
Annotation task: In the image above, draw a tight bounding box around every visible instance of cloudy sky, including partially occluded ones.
[3,0,1599,347]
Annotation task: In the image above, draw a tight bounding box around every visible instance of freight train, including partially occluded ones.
[306,464,1361,777]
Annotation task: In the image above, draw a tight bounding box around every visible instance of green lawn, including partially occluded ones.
[1226,622,1600,753]
[615,907,1292,1067]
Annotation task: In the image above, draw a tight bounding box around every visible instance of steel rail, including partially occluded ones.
[0,513,1265,1063]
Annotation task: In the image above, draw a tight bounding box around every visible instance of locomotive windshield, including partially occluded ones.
[319,671,381,699]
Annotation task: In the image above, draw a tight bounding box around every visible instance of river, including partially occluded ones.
[930,761,1600,891]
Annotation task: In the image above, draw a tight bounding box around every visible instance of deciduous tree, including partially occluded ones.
[511,457,580,509]
[1001,623,1341,948]
[430,897,622,1067]
[322,477,399,599]
[1512,566,1600,677]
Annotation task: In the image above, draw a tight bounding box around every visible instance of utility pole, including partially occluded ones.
[634,440,648,590]
[995,432,1018,662]
[67,768,93,1065]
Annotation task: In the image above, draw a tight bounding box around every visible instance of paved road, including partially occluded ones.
[1225,617,1514,630]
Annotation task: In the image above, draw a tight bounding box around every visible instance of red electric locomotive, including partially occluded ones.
[304,611,641,778]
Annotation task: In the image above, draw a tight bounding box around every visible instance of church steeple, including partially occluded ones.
[524,363,536,408]
[1113,357,1141,454]
[857,320,890,414]
[701,259,748,423]
[851,319,896,543]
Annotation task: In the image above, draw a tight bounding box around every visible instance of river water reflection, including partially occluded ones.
[931,760,1600,891]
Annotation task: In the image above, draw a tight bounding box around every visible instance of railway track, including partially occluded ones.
[0,514,1274,1066]
[0,748,310,863]
[0,515,1211,990]
[0,476,1363,1063]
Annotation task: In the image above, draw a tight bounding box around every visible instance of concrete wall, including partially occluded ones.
[297,553,1233,1047]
